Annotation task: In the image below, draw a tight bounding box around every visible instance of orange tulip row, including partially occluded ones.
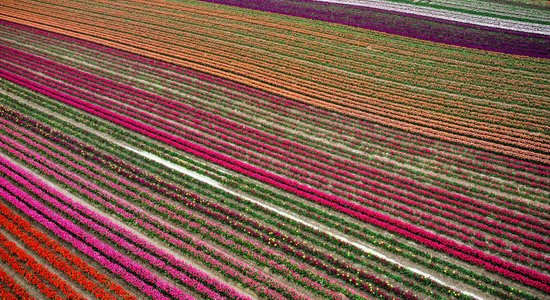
[121,0,550,76]
[117,0,550,103]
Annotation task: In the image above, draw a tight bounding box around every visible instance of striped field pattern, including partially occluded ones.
[0,0,549,299]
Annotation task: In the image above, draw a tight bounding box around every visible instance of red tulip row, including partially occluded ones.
[0,232,83,299]
[5,41,546,243]
[0,205,116,299]
[0,201,136,299]
[0,113,334,300]
[0,266,31,299]
[0,167,179,299]
[0,103,367,299]
[0,137,257,300]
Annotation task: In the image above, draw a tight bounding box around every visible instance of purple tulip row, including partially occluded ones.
[2,58,549,294]
[1,45,547,270]
[197,0,550,58]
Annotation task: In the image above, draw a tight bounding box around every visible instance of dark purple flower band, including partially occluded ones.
[199,0,550,58]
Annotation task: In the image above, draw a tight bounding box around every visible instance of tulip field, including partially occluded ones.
[0,0,549,299]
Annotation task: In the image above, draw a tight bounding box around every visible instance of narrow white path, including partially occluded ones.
[313,0,550,35]
[121,144,485,300]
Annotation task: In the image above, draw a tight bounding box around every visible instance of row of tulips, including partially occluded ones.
[24,0,548,136]
[0,267,31,299]
[37,1,544,99]
[17,0,544,153]
[0,203,121,300]
[194,0,550,57]
[0,230,82,299]
[0,88,537,300]
[0,161,202,300]
[3,22,544,209]
[0,93,482,300]
[0,201,135,299]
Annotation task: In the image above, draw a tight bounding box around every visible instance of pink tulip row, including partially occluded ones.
[0,119,262,299]
[2,61,549,294]
[0,129,260,298]
[0,125,325,300]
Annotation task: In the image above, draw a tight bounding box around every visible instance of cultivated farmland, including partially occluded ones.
[0,0,549,299]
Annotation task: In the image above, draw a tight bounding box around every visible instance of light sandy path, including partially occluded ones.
[313,0,550,35]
